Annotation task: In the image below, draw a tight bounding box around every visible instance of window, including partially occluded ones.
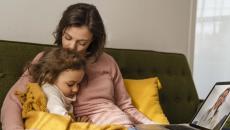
[194,0,230,99]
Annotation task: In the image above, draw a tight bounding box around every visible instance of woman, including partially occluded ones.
[1,3,154,130]
[197,88,230,129]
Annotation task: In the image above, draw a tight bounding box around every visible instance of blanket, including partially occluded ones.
[16,83,127,130]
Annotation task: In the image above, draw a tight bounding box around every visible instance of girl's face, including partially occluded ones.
[62,26,93,55]
[54,69,85,98]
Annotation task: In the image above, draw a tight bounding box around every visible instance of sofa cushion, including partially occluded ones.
[124,77,169,124]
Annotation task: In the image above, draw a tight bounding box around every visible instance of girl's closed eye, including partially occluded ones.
[66,82,81,88]
[67,82,76,87]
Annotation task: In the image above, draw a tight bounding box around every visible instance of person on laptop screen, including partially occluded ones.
[195,88,230,129]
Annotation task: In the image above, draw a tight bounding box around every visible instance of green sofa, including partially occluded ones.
[0,40,229,129]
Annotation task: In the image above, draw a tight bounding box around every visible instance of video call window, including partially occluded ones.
[192,85,230,129]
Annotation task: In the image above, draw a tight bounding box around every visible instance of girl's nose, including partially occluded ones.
[72,85,79,93]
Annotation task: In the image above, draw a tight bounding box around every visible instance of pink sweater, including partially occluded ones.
[1,52,153,130]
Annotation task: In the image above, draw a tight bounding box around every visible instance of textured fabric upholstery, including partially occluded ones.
[0,40,203,128]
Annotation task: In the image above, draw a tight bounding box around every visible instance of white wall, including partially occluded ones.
[0,0,196,68]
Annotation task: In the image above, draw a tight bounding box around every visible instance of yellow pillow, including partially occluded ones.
[124,77,169,124]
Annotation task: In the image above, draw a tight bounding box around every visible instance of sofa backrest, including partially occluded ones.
[105,48,199,124]
[0,40,199,124]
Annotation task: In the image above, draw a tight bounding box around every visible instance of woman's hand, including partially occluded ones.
[76,116,91,122]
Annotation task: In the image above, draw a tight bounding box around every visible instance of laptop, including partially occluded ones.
[135,81,230,130]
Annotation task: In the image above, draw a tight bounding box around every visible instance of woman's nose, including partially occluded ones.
[69,42,77,50]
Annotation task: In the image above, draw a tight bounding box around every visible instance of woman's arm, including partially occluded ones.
[109,55,155,124]
[1,52,43,130]
[1,76,28,130]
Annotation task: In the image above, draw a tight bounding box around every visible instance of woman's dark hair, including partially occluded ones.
[219,88,230,99]
[224,88,230,92]
[54,3,106,59]
[29,47,86,86]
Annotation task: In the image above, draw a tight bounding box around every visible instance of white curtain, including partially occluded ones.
[194,0,230,99]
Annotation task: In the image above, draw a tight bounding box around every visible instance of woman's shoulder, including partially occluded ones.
[99,52,116,63]
[35,51,44,59]
[31,51,45,63]
[88,52,118,69]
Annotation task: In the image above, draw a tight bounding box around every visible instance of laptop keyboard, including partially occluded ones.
[164,125,196,130]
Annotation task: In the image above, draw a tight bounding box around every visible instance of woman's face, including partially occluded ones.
[62,26,93,54]
[214,89,230,109]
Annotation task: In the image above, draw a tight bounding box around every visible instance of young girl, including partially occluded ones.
[28,47,86,118]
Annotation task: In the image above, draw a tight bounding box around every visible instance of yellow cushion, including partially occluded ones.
[124,77,169,124]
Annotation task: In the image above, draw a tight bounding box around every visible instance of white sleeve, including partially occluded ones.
[46,95,68,116]
[42,86,68,116]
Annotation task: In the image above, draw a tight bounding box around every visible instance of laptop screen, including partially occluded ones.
[190,82,230,130]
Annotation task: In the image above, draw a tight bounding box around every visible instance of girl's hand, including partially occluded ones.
[76,116,91,123]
